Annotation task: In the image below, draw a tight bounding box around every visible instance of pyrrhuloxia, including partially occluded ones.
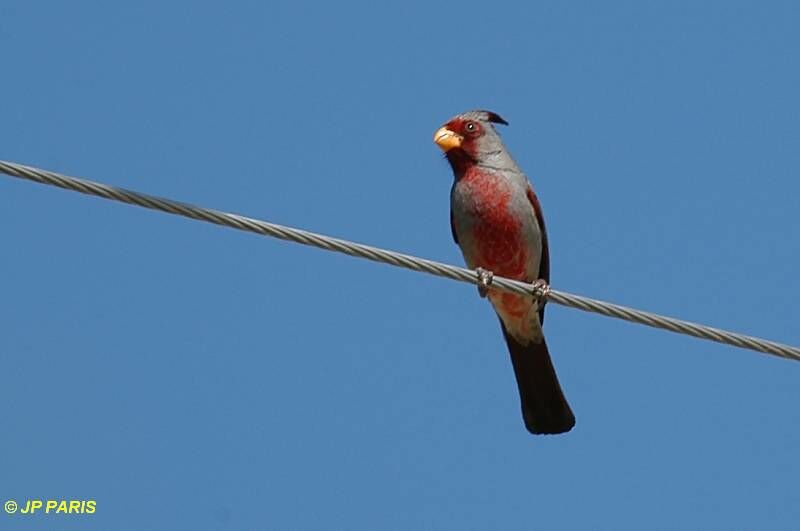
[434,110,574,435]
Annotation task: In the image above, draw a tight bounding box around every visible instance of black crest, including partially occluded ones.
[484,110,509,126]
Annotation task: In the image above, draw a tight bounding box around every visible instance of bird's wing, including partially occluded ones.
[527,185,550,324]
[450,209,459,245]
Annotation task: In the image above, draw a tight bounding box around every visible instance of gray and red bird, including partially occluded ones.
[434,110,574,435]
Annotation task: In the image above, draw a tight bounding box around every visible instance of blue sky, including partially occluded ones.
[2,1,799,529]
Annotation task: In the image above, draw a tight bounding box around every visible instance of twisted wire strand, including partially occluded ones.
[2,159,798,362]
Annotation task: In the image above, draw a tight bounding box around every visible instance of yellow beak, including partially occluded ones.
[433,127,463,152]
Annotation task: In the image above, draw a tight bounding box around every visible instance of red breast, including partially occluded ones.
[461,167,529,282]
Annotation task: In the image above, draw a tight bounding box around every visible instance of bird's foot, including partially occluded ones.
[475,267,494,298]
[530,279,550,310]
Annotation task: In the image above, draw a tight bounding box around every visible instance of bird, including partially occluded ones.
[434,110,575,435]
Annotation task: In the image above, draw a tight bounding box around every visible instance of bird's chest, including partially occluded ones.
[451,172,533,280]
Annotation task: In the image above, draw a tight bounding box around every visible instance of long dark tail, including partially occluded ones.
[500,322,575,435]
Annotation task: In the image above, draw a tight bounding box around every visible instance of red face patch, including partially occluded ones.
[445,118,484,159]
[447,118,483,138]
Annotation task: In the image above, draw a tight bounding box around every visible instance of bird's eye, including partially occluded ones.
[464,121,480,135]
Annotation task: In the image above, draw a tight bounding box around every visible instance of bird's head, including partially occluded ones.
[433,110,509,175]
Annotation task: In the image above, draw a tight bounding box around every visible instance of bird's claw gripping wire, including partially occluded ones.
[531,279,551,301]
[475,267,494,298]
[531,279,551,312]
